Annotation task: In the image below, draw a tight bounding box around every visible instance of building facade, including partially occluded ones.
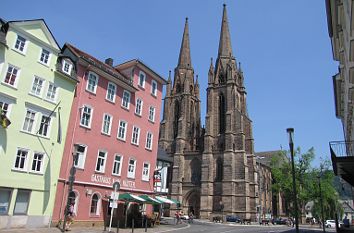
[0,19,77,229]
[159,5,259,220]
[52,44,166,226]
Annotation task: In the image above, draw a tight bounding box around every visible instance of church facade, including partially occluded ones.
[159,5,258,220]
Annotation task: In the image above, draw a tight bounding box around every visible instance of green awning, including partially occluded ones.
[155,196,180,204]
[119,193,146,203]
[139,195,162,205]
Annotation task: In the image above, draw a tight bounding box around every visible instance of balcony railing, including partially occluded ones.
[329,141,354,157]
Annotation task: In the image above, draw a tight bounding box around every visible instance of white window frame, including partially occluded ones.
[62,60,72,75]
[145,132,153,150]
[90,193,101,216]
[138,71,146,88]
[106,82,117,103]
[0,96,13,117]
[13,148,29,171]
[13,34,27,54]
[131,126,140,146]
[38,114,52,137]
[95,150,107,173]
[117,120,127,141]
[151,80,157,96]
[45,82,58,103]
[74,144,87,169]
[135,98,143,116]
[86,72,99,94]
[22,109,37,134]
[30,152,45,174]
[112,154,123,176]
[80,105,93,129]
[101,113,112,135]
[127,158,136,179]
[30,76,45,97]
[121,90,131,109]
[39,48,51,66]
[142,162,150,181]
[3,64,20,88]
[148,106,156,122]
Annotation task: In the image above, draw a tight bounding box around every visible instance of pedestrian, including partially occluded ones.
[175,211,180,225]
[65,202,75,231]
[188,212,194,224]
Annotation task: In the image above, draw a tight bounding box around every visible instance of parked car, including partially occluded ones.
[273,218,288,225]
[226,215,241,223]
[325,220,344,228]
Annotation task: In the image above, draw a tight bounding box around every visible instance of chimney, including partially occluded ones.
[105,58,113,66]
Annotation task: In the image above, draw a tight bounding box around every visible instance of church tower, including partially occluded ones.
[200,4,258,219]
[159,18,203,215]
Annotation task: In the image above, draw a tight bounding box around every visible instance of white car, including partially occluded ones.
[325,220,343,228]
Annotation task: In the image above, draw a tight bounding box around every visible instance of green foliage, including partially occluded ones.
[270,147,340,221]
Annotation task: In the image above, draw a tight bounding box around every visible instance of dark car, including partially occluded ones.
[273,218,288,225]
[226,215,241,223]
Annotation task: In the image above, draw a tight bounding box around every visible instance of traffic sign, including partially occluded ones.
[113,181,120,191]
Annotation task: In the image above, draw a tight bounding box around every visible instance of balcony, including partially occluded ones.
[329,141,354,186]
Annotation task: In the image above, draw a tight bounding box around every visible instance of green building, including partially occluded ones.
[0,19,77,229]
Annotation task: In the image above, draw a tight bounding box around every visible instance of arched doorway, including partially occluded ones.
[184,190,200,218]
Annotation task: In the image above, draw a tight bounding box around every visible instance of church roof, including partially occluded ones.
[218,4,233,58]
[177,18,192,69]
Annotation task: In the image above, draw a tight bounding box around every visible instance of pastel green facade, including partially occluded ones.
[0,20,76,229]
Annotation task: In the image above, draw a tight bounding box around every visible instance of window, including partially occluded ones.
[151,80,157,96]
[0,188,11,215]
[127,159,136,178]
[145,132,153,150]
[30,76,45,96]
[142,162,150,181]
[121,90,130,109]
[131,126,140,145]
[13,190,30,215]
[4,65,19,87]
[31,152,44,173]
[14,149,28,171]
[117,120,127,141]
[62,60,72,75]
[112,154,122,176]
[74,145,87,169]
[135,98,143,116]
[106,82,116,102]
[14,35,26,53]
[95,151,107,173]
[80,105,92,128]
[86,72,98,93]
[38,115,51,137]
[46,83,58,102]
[138,71,145,88]
[39,48,50,65]
[0,101,10,116]
[22,110,36,133]
[90,193,100,215]
[101,114,112,135]
[148,106,155,122]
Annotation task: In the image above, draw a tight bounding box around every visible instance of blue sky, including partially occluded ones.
[1,0,342,165]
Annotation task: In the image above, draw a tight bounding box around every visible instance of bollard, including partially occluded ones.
[132,218,134,233]
[116,220,119,233]
[145,216,148,232]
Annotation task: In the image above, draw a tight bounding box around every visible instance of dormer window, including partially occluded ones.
[62,60,72,75]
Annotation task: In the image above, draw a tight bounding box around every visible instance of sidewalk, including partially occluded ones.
[0,218,188,233]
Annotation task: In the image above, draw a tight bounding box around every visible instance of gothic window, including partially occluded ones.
[215,157,223,181]
[173,100,180,139]
[176,83,181,93]
[218,73,225,84]
[190,85,193,93]
[190,158,201,185]
[219,93,226,133]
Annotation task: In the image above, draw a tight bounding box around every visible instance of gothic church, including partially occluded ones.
[159,5,258,220]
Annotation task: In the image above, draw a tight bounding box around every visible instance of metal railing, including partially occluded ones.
[329,141,354,157]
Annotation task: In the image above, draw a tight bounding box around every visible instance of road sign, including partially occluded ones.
[109,200,118,208]
[113,181,120,191]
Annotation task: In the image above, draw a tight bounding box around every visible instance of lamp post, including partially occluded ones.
[317,167,325,233]
[62,145,79,232]
[286,128,299,233]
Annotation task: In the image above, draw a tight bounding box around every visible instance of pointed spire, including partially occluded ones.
[195,74,200,96]
[195,74,199,86]
[208,58,215,84]
[166,70,172,96]
[218,4,233,58]
[209,57,214,74]
[177,17,192,69]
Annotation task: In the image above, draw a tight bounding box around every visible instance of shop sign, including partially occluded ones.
[91,174,135,188]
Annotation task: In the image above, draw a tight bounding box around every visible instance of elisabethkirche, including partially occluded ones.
[159,5,259,219]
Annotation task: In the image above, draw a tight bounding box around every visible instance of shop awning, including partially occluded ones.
[119,193,146,203]
[139,195,162,205]
[155,196,179,204]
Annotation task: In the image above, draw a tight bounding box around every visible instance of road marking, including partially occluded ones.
[155,224,191,233]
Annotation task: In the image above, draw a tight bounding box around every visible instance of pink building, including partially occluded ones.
[52,43,166,226]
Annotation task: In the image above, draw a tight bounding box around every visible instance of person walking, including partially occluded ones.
[65,202,75,231]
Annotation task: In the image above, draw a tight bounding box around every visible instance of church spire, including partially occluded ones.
[218,4,233,58]
[177,17,192,69]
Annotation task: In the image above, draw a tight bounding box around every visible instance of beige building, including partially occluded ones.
[159,5,259,220]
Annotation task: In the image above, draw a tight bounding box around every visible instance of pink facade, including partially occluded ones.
[52,44,166,225]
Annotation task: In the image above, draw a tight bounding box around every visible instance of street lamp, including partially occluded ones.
[317,167,325,233]
[62,144,79,232]
[286,128,299,233]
